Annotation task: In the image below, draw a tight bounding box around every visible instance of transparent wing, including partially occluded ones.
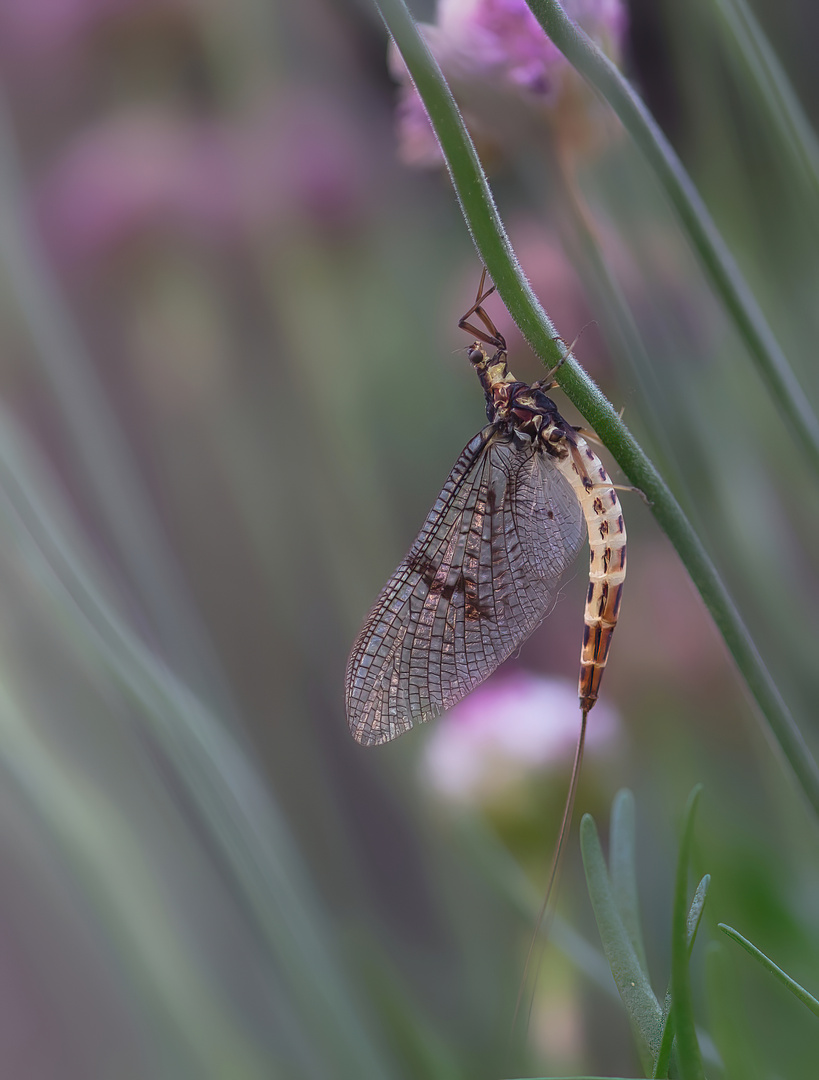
[345,426,586,745]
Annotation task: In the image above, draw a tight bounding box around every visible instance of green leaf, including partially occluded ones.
[609,789,648,974]
[580,813,663,1069]
[687,876,710,954]
[670,787,705,1080]
[653,875,710,1079]
[719,923,819,1018]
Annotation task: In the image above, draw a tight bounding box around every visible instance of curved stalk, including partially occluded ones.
[371,0,819,818]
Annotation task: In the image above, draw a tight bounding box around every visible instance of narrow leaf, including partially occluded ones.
[687,877,710,954]
[719,923,819,1018]
[711,0,819,203]
[609,789,648,973]
[580,813,663,1068]
[670,787,705,1080]
[653,874,710,1078]
[652,997,674,1080]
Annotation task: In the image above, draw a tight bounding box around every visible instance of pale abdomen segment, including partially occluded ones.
[556,437,627,715]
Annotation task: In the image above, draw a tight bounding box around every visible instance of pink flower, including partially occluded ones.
[35,98,369,265]
[420,672,619,805]
[34,114,241,262]
[0,0,184,57]
[468,0,567,96]
[389,0,628,166]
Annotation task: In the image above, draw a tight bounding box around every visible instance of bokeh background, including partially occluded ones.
[0,1,818,1077]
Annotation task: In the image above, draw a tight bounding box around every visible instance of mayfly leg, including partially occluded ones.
[458,268,506,351]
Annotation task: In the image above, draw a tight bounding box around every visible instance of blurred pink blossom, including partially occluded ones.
[0,0,184,56]
[35,114,238,261]
[389,0,627,166]
[35,98,369,265]
[420,672,619,805]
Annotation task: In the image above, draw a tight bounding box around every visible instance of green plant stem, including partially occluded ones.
[373,0,819,820]
[524,0,819,477]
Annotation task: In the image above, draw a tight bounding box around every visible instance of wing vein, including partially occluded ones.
[346,428,587,745]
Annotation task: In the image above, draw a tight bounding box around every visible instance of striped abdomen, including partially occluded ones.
[555,436,627,714]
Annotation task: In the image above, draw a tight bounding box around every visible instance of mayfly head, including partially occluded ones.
[467,343,490,371]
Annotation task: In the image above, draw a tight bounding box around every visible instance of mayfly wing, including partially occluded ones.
[346,426,586,746]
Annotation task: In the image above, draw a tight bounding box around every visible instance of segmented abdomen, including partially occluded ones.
[556,436,627,715]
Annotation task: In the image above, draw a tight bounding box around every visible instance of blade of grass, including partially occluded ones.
[372,0,819,821]
[609,789,648,974]
[0,90,236,722]
[670,787,705,1080]
[523,0,819,477]
[0,688,274,1080]
[719,923,819,1018]
[654,875,711,1079]
[0,406,397,1080]
[710,0,819,203]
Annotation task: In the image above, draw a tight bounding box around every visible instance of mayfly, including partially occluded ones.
[346,272,626,749]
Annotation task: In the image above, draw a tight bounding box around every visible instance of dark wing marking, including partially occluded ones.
[345,426,586,745]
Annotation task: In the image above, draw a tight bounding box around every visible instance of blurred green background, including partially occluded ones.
[0,1,818,1077]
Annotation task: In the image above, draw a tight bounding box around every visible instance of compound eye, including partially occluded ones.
[468,347,483,364]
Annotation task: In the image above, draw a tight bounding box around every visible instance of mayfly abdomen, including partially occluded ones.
[556,438,627,714]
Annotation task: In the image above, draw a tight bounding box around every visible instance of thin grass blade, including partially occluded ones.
[711,0,819,203]
[653,874,711,1079]
[522,0,819,477]
[670,787,705,1080]
[0,407,397,1079]
[719,923,819,1018]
